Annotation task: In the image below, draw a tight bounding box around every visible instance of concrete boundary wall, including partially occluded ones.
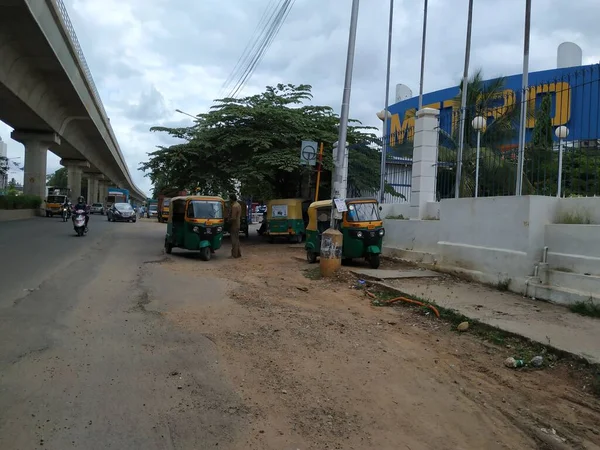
[0,209,37,222]
[382,195,600,304]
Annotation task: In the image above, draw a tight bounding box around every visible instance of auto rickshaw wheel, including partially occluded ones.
[306,250,317,264]
[369,254,381,269]
[164,239,173,254]
[199,246,211,261]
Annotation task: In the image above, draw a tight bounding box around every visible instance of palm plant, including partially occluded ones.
[437,70,534,198]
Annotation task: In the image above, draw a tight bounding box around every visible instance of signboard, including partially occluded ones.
[300,140,318,166]
[272,204,288,218]
[334,198,347,212]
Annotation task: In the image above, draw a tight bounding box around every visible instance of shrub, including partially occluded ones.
[0,195,43,210]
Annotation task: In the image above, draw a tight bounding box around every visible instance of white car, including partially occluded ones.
[90,203,104,215]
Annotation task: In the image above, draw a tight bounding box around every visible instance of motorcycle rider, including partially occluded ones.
[61,198,72,218]
[72,196,90,230]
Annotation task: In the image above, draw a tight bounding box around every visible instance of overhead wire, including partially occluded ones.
[229,0,295,99]
[225,0,295,99]
[218,0,277,99]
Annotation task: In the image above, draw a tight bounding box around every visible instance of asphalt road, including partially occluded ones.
[0,217,244,449]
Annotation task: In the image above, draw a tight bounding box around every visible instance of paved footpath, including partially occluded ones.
[379,275,600,364]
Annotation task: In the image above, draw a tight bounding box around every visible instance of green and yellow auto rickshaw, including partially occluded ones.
[224,200,249,237]
[304,198,385,268]
[164,196,225,261]
[265,198,310,243]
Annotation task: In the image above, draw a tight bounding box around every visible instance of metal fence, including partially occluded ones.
[381,65,600,201]
[437,64,600,199]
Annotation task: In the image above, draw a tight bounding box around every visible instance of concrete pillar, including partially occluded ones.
[410,108,440,219]
[98,180,109,204]
[87,175,99,204]
[320,228,343,277]
[10,131,61,210]
[61,159,90,202]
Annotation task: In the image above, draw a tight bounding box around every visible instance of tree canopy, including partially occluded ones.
[47,167,68,188]
[140,84,394,200]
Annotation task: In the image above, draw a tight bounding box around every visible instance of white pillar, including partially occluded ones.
[11,131,61,214]
[61,159,90,202]
[410,107,440,219]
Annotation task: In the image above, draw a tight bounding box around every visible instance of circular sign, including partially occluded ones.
[301,143,317,161]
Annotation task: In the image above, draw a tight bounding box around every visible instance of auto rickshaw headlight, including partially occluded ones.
[379,229,385,236]
[216,226,222,232]
[356,231,363,238]
[193,226,199,233]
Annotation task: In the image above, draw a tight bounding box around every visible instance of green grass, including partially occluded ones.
[303,267,322,280]
[569,300,600,318]
[385,214,408,220]
[555,210,592,224]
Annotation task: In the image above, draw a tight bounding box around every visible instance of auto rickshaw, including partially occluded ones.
[224,200,249,237]
[164,196,225,261]
[304,198,385,268]
[265,198,310,243]
[45,194,67,217]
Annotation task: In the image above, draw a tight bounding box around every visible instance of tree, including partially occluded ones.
[47,167,68,187]
[436,70,533,198]
[7,178,19,195]
[140,84,394,200]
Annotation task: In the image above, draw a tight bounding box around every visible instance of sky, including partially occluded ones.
[1,0,599,195]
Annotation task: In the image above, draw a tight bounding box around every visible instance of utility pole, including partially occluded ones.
[418,0,428,110]
[515,0,532,196]
[379,0,394,203]
[455,0,474,199]
[331,0,360,226]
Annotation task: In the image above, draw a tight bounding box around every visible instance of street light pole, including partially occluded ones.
[331,0,360,227]
[379,0,394,204]
[175,109,198,120]
[555,125,569,198]
[455,0,474,199]
[418,0,428,110]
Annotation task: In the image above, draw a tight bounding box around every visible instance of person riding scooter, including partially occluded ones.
[72,196,90,230]
[61,198,72,219]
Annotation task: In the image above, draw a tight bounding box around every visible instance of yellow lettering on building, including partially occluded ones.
[390,110,415,146]
[526,81,571,127]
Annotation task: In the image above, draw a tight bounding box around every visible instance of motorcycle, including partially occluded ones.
[73,209,88,236]
[61,206,71,222]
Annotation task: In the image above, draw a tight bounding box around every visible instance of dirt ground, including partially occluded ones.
[160,236,600,450]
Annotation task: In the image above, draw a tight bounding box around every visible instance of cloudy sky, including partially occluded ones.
[1,0,598,195]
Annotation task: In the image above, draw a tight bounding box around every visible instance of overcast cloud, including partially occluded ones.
[1,0,599,195]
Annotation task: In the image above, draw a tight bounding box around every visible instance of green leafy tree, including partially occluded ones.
[141,84,395,200]
[46,167,68,187]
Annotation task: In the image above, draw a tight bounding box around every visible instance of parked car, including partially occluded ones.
[90,203,105,215]
[147,205,158,218]
[107,202,137,223]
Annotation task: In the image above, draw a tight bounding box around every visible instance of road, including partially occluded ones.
[0,217,243,449]
[1,216,599,449]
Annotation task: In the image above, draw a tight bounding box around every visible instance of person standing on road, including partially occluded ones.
[229,193,242,258]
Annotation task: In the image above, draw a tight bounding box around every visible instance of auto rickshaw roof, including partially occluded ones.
[171,195,224,203]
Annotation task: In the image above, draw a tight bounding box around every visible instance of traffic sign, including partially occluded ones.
[300,140,318,166]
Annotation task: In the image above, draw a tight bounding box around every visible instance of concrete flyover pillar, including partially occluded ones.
[86,174,100,204]
[98,179,109,205]
[61,159,90,203]
[10,131,61,212]
[410,107,440,219]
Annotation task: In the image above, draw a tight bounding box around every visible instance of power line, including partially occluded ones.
[225,0,295,99]
[230,0,295,99]
[219,0,278,98]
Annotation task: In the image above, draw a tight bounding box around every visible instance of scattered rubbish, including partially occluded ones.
[296,286,308,292]
[504,357,525,368]
[365,291,376,299]
[357,279,366,286]
[529,355,544,367]
[457,321,469,332]
[281,389,288,394]
[374,296,441,318]
[170,371,179,376]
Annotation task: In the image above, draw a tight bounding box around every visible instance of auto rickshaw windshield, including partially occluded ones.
[187,200,223,219]
[347,202,380,222]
